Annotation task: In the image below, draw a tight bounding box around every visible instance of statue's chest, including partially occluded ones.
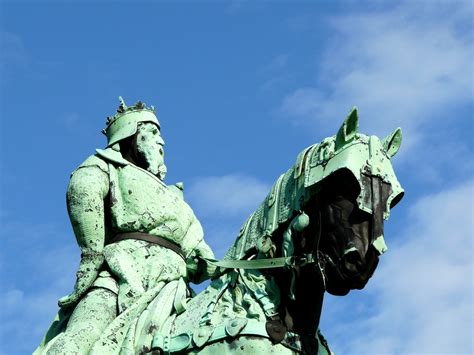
[109,165,193,240]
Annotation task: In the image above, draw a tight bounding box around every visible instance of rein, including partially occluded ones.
[202,209,328,290]
[168,212,330,353]
[203,254,316,270]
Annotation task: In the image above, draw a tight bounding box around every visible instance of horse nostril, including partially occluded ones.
[344,250,364,273]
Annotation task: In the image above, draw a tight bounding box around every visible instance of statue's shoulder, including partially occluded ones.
[69,155,110,191]
[76,154,110,175]
[95,147,130,167]
[167,182,185,199]
[73,147,131,176]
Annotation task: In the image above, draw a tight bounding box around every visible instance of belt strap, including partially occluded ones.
[108,232,186,262]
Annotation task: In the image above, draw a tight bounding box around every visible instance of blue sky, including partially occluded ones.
[0,1,472,354]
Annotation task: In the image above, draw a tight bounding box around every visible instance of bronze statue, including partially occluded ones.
[35,98,216,354]
[36,100,404,354]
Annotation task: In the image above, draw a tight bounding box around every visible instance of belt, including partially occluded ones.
[107,232,186,262]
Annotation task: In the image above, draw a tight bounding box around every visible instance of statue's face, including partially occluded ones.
[135,122,166,179]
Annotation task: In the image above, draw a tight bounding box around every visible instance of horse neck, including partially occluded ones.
[279,265,325,336]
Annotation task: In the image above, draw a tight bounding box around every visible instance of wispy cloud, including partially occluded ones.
[280,1,473,140]
[258,54,293,94]
[187,174,270,262]
[321,179,473,354]
[0,221,77,354]
[187,174,270,219]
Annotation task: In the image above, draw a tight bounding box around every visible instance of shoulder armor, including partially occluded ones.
[76,154,109,175]
[168,182,184,199]
[95,148,130,167]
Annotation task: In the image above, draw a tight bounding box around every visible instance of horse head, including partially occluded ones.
[226,107,404,298]
[301,108,404,296]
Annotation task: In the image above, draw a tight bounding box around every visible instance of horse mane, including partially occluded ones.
[223,139,326,261]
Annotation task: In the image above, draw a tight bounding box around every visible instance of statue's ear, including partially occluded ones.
[336,107,359,150]
[382,127,402,158]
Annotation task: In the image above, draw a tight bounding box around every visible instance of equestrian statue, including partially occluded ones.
[35,98,404,354]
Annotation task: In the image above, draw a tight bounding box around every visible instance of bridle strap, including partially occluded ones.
[202,254,316,270]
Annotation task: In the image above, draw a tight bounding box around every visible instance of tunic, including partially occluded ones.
[35,147,214,354]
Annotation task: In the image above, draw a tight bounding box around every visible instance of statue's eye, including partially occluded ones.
[141,136,146,141]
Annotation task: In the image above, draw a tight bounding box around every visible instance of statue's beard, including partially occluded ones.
[136,144,167,180]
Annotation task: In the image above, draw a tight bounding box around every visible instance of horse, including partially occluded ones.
[120,107,404,354]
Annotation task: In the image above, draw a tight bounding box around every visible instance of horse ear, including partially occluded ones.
[336,107,359,150]
[382,127,402,158]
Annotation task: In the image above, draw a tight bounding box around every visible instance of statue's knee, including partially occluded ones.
[55,288,117,347]
[45,333,81,355]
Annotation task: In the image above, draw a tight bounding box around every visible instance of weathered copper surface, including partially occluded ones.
[35,99,403,354]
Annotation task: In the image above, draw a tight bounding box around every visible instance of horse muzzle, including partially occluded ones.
[341,246,380,289]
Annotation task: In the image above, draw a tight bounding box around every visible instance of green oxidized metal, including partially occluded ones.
[103,96,161,147]
[35,98,215,354]
[35,102,404,355]
[226,108,403,262]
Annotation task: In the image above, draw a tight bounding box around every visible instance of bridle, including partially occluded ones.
[202,208,328,291]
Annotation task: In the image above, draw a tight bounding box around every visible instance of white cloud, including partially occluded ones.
[258,54,292,93]
[0,222,77,354]
[321,180,474,354]
[187,174,271,268]
[187,174,270,218]
[280,1,473,139]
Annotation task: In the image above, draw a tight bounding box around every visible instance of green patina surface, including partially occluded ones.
[35,99,215,354]
[35,101,403,355]
[225,108,403,263]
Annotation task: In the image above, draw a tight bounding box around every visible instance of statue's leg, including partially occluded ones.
[46,288,117,354]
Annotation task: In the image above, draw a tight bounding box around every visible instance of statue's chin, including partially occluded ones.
[136,146,164,178]
[143,159,165,179]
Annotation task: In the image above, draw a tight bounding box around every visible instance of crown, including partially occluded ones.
[102,97,160,147]
[103,96,156,132]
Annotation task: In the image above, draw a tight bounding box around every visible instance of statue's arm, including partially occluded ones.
[58,165,109,307]
[186,240,217,284]
[184,220,219,284]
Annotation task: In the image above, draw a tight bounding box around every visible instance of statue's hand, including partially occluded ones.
[58,292,80,308]
[57,253,103,308]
